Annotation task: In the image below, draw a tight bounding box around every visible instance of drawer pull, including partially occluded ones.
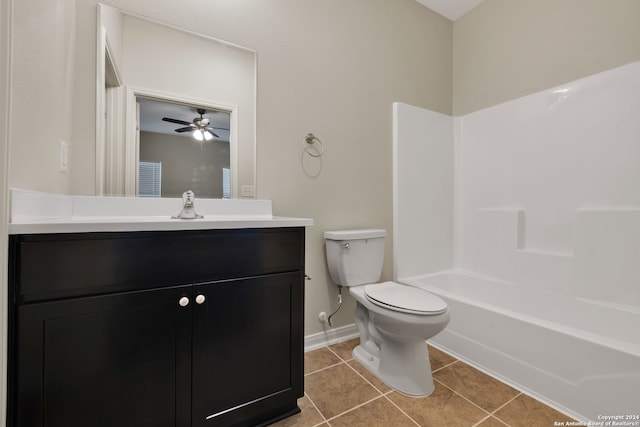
[178,296,190,307]
[195,294,206,305]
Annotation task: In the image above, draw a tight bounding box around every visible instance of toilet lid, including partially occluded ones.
[364,282,447,315]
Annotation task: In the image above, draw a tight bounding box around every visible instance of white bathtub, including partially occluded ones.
[399,270,640,422]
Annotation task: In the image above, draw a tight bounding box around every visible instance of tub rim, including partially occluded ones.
[397,268,640,358]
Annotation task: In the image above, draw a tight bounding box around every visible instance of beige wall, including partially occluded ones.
[249,0,452,333]
[9,0,75,194]
[453,0,640,115]
[250,1,452,333]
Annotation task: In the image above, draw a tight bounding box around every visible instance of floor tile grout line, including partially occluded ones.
[305,359,387,406]
[431,358,459,373]
[381,391,422,427]
[484,392,523,427]
[471,414,494,427]
[304,360,346,377]
[325,343,354,363]
[433,378,494,419]
[490,391,522,414]
[305,355,388,424]
[435,375,518,417]
[471,411,512,427]
[320,394,390,425]
[303,391,330,426]
[340,355,390,396]
[323,344,389,395]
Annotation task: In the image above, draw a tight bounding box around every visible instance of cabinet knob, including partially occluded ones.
[195,294,206,305]
[178,296,190,307]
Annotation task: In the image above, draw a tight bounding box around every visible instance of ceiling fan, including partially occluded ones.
[162,108,220,140]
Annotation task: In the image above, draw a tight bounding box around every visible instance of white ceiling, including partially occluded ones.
[416,0,485,21]
[138,97,231,141]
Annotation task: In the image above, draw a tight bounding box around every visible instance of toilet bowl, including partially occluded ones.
[324,230,449,396]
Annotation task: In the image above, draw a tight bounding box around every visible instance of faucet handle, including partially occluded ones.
[182,190,195,207]
[172,190,204,219]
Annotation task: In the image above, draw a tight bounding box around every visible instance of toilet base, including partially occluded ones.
[352,340,435,397]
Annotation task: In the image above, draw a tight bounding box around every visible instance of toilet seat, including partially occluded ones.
[364,282,447,315]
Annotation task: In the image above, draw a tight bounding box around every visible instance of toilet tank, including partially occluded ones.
[324,229,386,286]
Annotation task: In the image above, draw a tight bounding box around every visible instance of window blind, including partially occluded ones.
[139,161,162,197]
[222,167,231,199]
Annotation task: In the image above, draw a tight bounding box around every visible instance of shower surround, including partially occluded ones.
[392,60,640,422]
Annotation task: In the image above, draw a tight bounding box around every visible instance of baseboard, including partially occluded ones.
[304,323,359,352]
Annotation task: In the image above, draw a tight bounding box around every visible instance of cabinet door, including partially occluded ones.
[192,272,303,427]
[14,285,193,427]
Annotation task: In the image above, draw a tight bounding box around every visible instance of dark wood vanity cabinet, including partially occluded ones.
[8,227,305,427]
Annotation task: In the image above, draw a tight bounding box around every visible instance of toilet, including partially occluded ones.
[324,229,449,396]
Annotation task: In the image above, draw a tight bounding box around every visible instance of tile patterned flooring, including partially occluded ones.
[273,338,572,427]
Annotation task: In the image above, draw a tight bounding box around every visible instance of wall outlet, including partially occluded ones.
[59,140,69,172]
[240,185,255,198]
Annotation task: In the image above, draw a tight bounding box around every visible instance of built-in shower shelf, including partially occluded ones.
[469,205,640,307]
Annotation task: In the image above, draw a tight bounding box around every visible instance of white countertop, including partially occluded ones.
[8,189,313,234]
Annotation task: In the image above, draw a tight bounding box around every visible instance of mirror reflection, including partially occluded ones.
[137,98,232,198]
[96,3,256,198]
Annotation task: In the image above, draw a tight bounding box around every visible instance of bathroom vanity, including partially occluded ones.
[7,190,312,427]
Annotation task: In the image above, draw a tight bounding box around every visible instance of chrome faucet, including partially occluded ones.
[172,190,204,219]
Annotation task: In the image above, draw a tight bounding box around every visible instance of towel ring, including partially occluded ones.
[304,133,324,157]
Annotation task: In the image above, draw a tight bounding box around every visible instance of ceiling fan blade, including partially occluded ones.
[162,117,193,126]
[206,128,219,138]
[175,127,194,133]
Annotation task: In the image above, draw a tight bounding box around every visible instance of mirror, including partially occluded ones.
[96,3,256,198]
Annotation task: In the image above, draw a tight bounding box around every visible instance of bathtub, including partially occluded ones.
[399,270,640,422]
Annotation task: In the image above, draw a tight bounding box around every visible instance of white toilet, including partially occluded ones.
[324,229,449,396]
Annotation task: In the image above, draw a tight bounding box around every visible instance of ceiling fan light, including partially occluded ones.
[204,131,214,141]
[193,129,204,141]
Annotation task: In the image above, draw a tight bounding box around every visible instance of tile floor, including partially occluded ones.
[273,338,573,427]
